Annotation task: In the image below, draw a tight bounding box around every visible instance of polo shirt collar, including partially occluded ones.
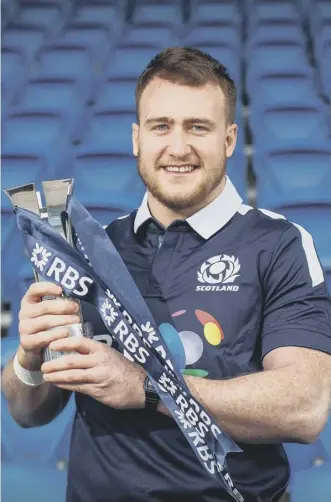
[134,176,242,239]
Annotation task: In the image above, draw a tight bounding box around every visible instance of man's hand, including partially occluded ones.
[41,336,147,410]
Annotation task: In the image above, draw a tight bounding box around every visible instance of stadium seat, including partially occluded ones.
[311,1,331,36]
[1,48,26,109]
[189,1,241,28]
[227,152,248,203]
[246,24,306,58]
[271,205,331,271]
[255,149,331,208]
[80,111,136,154]
[318,42,331,101]
[250,106,331,152]
[33,45,98,102]
[183,26,241,54]
[189,44,241,91]
[2,27,45,63]
[9,78,87,140]
[246,43,313,98]
[93,80,136,113]
[248,1,301,32]
[2,112,74,177]
[59,25,110,66]
[314,21,331,62]
[119,26,178,48]
[106,47,156,80]
[71,3,119,34]
[73,154,145,226]
[289,462,331,502]
[13,3,64,35]
[249,75,323,114]
[132,4,182,27]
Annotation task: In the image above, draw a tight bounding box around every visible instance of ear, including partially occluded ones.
[132,122,139,157]
[225,123,238,158]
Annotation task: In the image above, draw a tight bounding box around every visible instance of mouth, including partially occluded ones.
[161,165,199,173]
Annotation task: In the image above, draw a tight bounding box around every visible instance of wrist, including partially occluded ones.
[13,352,44,386]
[17,345,43,371]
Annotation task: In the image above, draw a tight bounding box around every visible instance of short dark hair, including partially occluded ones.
[135,46,237,124]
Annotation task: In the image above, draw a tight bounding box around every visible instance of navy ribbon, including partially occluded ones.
[15,200,244,502]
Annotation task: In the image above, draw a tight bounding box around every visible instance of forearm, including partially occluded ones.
[2,345,68,428]
[158,365,324,444]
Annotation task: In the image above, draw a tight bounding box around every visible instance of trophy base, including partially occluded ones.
[42,322,93,362]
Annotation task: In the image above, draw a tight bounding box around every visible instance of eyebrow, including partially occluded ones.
[144,117,216,127]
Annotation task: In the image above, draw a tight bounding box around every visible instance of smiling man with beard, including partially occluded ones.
[3,47,331,502]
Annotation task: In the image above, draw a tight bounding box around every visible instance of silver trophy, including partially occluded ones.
[4,179,92,362]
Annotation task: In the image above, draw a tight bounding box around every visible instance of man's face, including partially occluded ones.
[132,78,237,212]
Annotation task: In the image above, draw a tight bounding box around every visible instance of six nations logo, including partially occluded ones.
[196,254,240,292]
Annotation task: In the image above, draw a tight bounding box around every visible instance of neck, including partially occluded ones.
[147,177,226,228]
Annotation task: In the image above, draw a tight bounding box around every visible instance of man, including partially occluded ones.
[2,47,331,502]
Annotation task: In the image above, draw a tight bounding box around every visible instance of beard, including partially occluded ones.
[137,150,227,212]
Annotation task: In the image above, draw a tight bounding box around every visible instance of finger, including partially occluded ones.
[41,353,95,374]
[22,282,62,305]
[43,368,94,384]
[49,336,100,354]
[20,314,81,335]
[20,298,79,320]
[21,327,71,352]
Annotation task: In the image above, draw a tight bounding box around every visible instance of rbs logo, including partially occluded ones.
[46,257,93,296]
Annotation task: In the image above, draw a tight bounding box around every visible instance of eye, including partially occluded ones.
[191,125,207,132]
[153,124,169,131]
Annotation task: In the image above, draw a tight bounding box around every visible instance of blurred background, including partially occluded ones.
[1,0,331,501]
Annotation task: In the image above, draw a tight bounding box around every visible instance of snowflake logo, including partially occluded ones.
[31,243,51,272]
[101,298,119,326]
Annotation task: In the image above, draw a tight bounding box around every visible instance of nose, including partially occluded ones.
[167,129,191,158]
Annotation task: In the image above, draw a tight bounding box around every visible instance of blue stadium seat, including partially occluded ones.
[119,26,178,48]
[314,21,331,61]
[311,1,331,36]
[255,149,331,208]
[2,464,68,502]
[248,2,301,32]
[10,78,88,140]
[246,44,313,98]
[189,1,241,28]
[132,4,182,27]
[190,44,241,91]
[93,80,136,113]
[246,24,306,58]
[60,25,110,66]
[250,106,331,151]
[1,48,26,109]
[2,27,45,63]
[271,205,331,271]
[80,111,136,154]
[72,3,119,33]
[289,462,331,502]
[34,45,97,102]
[250,75,322,114]
[73,154,145,226]
[14,3,64,35]
[227,152,248,203]
[106,47,156,80]
[2,112,74,177]
[318,42,331,101]
[183,26,241,53]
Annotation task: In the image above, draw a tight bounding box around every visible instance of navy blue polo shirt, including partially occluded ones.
[67,177,331,502]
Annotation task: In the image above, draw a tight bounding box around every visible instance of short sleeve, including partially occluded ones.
[261,224,331,359]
